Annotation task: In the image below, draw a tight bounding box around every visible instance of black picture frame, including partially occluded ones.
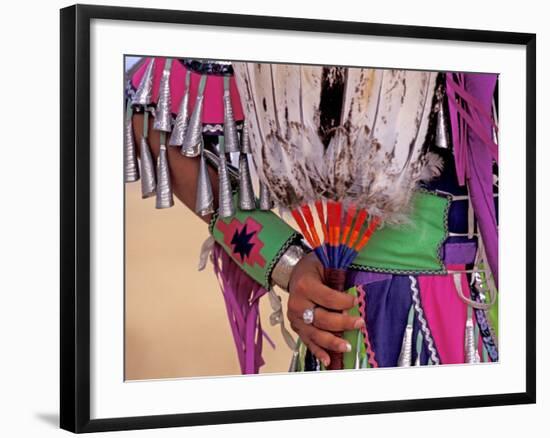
[60,4,536,433]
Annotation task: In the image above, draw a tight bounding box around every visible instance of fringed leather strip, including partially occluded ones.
[464,305,481,364]
[414,331,423,366]
[267,288,297,351]
[470,286,499,361]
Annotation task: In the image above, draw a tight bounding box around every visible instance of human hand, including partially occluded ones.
[287,252,365,367]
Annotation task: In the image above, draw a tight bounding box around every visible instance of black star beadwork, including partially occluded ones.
[230,224,256,261]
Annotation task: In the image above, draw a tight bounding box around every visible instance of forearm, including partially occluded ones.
[132,112,219,223]
[133,108,309,291]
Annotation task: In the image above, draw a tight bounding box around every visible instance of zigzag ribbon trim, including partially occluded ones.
[356,285,379,368]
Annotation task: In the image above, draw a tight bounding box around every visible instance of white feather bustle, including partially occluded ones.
[232,63,440,224]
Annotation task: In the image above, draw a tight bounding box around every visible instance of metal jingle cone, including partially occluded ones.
[397,324,413,367]
[180,95,203,157]
[181,76,207,157]
[153,59,173,133]
[223,77,240,154]
[464,315,480,364]
[223,92,240,153]
[124,104,139,182]
[155,142,174,209]
[132,58,155,107]
[195,145,214,217]
[435,99,450,149]
[259,181,273,211]
[240,119,251,154]
[169,70,191,147]
[140,135,156,198]
[218,153,235,218]
[238,153,256,210]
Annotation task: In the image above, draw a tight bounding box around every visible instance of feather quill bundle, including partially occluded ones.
[233,63,440,224]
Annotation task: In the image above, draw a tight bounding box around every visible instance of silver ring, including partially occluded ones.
[302,306,316,325]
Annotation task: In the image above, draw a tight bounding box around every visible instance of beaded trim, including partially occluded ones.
[180,59,234,76]
[131,105,244,135]
[470,286,499,362]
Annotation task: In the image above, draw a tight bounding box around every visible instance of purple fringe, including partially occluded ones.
[211,243,273,374]
[446,72,499,287]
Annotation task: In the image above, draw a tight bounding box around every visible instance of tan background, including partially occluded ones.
[124,182,294,380]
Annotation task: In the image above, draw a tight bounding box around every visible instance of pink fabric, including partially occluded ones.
[131,57,244,124]
[418,265,475,364]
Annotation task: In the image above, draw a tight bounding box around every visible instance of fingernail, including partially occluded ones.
[323,358,330,367]
[354,318,365,329]
[353,297,359,306]
[340,342,352,353]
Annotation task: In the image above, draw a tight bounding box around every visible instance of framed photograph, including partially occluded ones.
[60,4,536,433]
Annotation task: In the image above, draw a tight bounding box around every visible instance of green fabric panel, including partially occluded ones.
[351,191,449,274]
[211,206,299,289]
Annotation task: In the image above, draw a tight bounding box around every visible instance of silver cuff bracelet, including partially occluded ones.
[271,243,309,292]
